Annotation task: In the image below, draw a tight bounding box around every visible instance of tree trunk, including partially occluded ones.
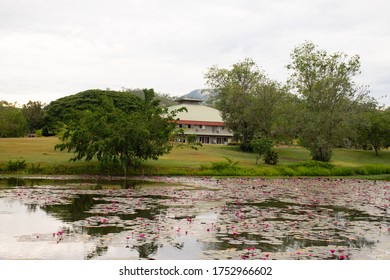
[374,146,380,156]
[311,146,332,162]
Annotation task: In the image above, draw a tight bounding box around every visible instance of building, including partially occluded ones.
[168,98,233,144]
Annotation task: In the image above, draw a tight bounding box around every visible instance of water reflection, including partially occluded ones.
[136,242,159,259]
[0,176,389,260]
[0,177,145,189]
[43,194,98,222]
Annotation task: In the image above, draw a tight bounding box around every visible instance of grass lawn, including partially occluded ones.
[147,144,390,168]
[0,137,389,177]
[0,137,73,164]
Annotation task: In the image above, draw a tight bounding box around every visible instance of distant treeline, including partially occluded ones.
[0,88,177,138]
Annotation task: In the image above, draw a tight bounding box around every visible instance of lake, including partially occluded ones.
[0,176,389,260]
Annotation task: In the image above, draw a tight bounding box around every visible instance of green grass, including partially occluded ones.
[0,137,73,164]
[1,137,389,177]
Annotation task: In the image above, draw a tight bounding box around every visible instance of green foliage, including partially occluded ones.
[0,102,28,137]
[185,134,203,150]
[54,89,179,173]
[45,89,143,133]
[205,58,290,151]
[264,150,279,165]
[209,157,239,172]
[121,88,178,107]
[227,142,240,146]
[7,160,27,172]
[357,108,390,156]
[287,41,368,162]
[173,132,203,150]
[21,101,46,133]
[355,165,390,175]
[35,129,43,137]
[251,138,273,164]
[290,161,335,169]
[27,163,44,174]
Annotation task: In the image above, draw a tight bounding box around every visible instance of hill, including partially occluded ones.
[180,89,215,105]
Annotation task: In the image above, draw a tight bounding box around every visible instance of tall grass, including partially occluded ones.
[1,159,390,178]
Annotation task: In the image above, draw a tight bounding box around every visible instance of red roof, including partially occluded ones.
[176,120,225,126]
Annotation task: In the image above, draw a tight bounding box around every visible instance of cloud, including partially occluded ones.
[0,0,389,106]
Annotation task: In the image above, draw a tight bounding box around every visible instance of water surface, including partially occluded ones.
[1,176,389,260]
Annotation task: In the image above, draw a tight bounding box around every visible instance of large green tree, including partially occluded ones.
[0,101,28,137]
[45,89,143,133]
[204,58,288,151]
[52,89,181,173]
[22,101,46,133]
[358,108,390,156]
[287,41,368,161]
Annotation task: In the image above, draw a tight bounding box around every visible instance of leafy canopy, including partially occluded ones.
[53,89,182,172]
[251,137,273,165]
[45,89,143,132]
[22,101,46,133]
[0,101,28,138]
[287,41,368,162]
[204,58,288,151]
[358,108,390,156]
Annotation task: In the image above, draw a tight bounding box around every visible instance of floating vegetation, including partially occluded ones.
[0,176,390,259]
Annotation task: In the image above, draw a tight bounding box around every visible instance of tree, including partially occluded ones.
[45,89,143,133]
[121,87,178,107]
[22,101,46,133]
[251,137,273,165]
[0,101,27,137]
[358,108,390,156]
[54,89,181,174]
[204,58,288,151]
[287,41,368,162]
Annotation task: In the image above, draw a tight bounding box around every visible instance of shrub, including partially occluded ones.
[239,142,253,152]
[227,142,240,146]
[264,150,279,165]
[331,167,354,176]
[355,165,390,175]
[289,161,334,169]
[35,129,43,137]
[27,163,44,174]
[210,157,238,172]
[252,138,273,165]
[7,160,27,172]
[277,166,297,176]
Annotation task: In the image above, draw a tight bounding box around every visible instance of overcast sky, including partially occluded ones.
[1,0,389,106]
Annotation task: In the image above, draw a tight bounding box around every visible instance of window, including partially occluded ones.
[201,125,206,129]
[198,136,210,144]
[216,137,228,144]
[187,124,192,129]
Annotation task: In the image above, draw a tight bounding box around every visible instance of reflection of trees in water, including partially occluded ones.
[41,191,164,259]
[3,178,387,260]
[27,204,37,212]
[86,244,109,260]
[82,226,123,236]
[202,230,376,256]
[136,242,159,259]
[1,177,145,189]
[42,194,98,222]
[202,199,380,254]
[3,178,27,187]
